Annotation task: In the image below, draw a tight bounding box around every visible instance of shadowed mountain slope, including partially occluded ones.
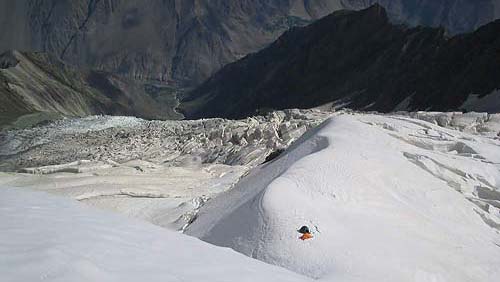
[181,5,500,119]
[0,50,181,128]
[1,0,499,86]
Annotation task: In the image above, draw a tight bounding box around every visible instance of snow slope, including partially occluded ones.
[0,110,328,231]
[0,160,246,231]
[2,111,500,281]
[187,113,500,281]
[0,187,309,282]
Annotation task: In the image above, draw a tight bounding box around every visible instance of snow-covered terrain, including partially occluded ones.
[0,110,328,170]
[0,160,246,230]
[0,110,329,230]
[1,110,500,281]
[0,187,308,282]
[187,112,500,281]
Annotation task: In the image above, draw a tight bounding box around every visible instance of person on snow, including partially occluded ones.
[298,225,313,240]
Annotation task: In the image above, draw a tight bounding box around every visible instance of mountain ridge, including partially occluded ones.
[180,5,500,119]
[0,50,181,128]
[1,0,499,86]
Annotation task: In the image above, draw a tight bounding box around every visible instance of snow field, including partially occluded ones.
[2,111,500,281]
[187,114,500,281]
[0,187,309,282]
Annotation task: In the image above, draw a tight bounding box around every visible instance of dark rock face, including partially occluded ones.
[1,0,498,86]
[180,5,500,119]
[346,0,500,35]
[0,51,20,69]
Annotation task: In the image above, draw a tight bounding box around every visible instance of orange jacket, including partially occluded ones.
[299,232,313,240]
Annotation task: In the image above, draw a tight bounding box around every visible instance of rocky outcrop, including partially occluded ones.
[180,5,500,119]
[0,50,181,128]
[1,0,498,86]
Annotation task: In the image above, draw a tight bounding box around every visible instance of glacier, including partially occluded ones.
[1,110,500,281]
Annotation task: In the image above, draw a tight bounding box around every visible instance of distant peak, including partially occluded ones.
[361,3,388,20]
[366,3,384,10]
[311,3,390,31]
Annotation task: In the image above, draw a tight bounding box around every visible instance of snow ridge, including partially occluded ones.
[188,113,500,281]
[2,110,500,281]
[0,187,309,282]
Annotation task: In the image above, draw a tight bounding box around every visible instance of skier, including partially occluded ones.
[298,225,313,240]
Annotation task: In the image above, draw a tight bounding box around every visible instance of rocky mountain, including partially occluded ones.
[347,0,500,35]
[1,0,499,87]
[180,5,500,119]
[0,0,338,86]
[0,50,181,129]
